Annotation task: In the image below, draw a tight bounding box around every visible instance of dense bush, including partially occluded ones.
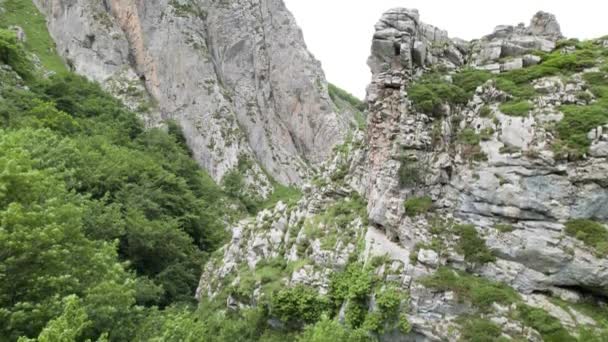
[454,224,496,264]
[0,30,238,340]
[409,74,469,115]
[0,29,33,80]
[452,69,493,95]
[271,286,330,327]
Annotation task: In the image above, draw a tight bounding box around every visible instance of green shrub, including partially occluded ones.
[421,268,519,311]
[479,105,492,118]
[328,263,374,305]
[404,196,433,217]
[0,0,67,73]
[564,219,608,256]
[458,128,481,145]
[556,101,608,157]
[271,286,330,327]
[297,316,353,342]
[516,305,575,342]
[460,318,503,342]
[499,101,533,116]
[0,29,33,80]
[452,69,493,95]
[375,287,402,318]
[409,75,469,115]
[495,78,537,101]
[454,224,495,264]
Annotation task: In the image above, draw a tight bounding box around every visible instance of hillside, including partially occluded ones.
[1,2,608,342]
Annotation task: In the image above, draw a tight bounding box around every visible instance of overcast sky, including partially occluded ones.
[284,0,608,99]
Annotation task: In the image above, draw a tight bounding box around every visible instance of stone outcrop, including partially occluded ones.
[33,0,352,191]
[362,8,608,340]
[198,8,608,341]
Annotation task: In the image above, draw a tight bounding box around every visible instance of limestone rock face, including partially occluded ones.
[196,7,607,342]
[33,0,351,189]
[361,8,608,340]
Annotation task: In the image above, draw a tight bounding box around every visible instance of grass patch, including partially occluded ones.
[409,74,469,115]
[460,317,504,342]
[452,68,493,95]
[404,196,433,217]
[564,219,608,257]
[454,224,496,264]
[328,83,366,112]
[0,0,67,74]
[263,182,302,209]
[494,223,515,233]
[499,101,533,116]
[516,305,575,342]
[421,267,519,311]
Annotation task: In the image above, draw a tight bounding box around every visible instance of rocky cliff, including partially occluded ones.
[32,0,353,193]
[198,9,608,341]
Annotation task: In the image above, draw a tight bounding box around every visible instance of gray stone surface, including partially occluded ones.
[33,0,352,190]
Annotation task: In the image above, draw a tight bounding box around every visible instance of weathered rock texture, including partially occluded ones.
[364,8,607,339]
[33,0,351,190]
[198,8,608,342]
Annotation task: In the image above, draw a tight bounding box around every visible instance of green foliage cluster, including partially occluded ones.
[422,268,584,341]
[403,196,434,217]
[499,100,533,116]
[421,268,519,311]
[328,263,410,336]
[457,128,488,161]
[458,128,482,145]
[554,70,608,158]
[0,28,241,340]
[222,155,302,214]
[296,316,368,342]
[0,1,66,74]
[459,317,504,342]
[0,29,33,81]
[516,305,575,342]
[302,195,368,251]
[451,69,493,95]
[271,286,330,327]
[564,219,608,257]
[496,42,599,97]
[453,224,496,264]
[408,74,469,115]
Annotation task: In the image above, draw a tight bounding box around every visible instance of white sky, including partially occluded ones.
[284,0,608,98]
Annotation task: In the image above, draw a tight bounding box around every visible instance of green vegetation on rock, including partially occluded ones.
[403,196,433,217]
[499,100,534,116]
[565,219,608,257]
[422,268,519,311]
[0,27,238,341]
[0,0,66,74]
[454,224,496,264]
[409,74,469,115]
